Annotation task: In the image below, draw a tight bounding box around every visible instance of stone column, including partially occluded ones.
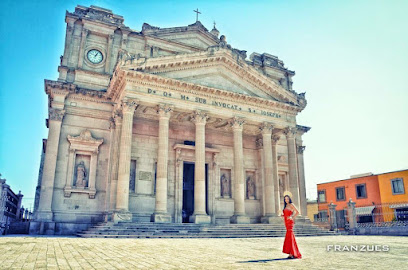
[297,145,307,217]
[230,117,250,224]
[284,127,301,211]
[152,104,173,223]
[328,202,337,231]
[347,198,357,234]
[109,112,122,215]
[113,99,138,223]
[36,108,66,222]
[272,135,281,214]
[189,111,211,224]
[260,123,278,223]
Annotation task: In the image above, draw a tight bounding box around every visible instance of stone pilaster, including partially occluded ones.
[62,23,74,66]
[152,104,173,223]
[77,28,89,68]
[230,117,250,224]
[189,110,211,224]
[109,112,122,215]
[105,34,114,73]
[36,108,66,222]
[113,99,138,223]
[260,123,279,223]
[297,145,307,216]
[272,134,281,214]
[284,127,301,211]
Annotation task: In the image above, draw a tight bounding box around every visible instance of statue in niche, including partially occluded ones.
[247,176,256,199]
[75,161,87,188]
[221,174,230,198]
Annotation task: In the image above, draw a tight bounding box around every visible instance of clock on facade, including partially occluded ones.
[87,49,103,64]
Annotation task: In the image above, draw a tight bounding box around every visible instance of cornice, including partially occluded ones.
[45,79,112,104]
[109,68,303,114]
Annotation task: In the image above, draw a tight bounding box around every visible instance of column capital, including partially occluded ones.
[297,145,306,154]
[229,116,245,130]
[191,110,209,124]
[272,134,281,144]
[284,126,297,138]
[121,99,139,114]
[259,122,273,135]
[157,104,173,118]
[49,108,65,122]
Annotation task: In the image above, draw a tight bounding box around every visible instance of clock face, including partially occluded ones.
[87,49,103,64]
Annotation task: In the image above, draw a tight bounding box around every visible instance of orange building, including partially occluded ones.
[377,170,408,221]
[316,169,408,226]
[317,173,382,226]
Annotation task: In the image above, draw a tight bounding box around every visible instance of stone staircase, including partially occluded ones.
[77,221,339,238]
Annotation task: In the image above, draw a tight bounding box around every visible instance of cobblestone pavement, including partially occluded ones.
[0,235,406,269]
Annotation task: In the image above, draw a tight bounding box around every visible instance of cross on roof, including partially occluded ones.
[193,8,201,22]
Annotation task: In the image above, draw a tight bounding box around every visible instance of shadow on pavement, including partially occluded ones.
[237,258,292,263]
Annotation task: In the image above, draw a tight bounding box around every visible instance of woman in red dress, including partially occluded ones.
[280,195,302,259]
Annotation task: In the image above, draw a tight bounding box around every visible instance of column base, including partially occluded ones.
[29,221,55,235]
[151,213,172,223]
[261,215,282,224]
[189,214,211,224]
[112,211,132,224]
[230,215,250,224]
[35,210,53,222]
[294,215,312,224]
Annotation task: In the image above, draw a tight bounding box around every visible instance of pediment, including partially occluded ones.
[123,48,301,105]
[157,68,277,100]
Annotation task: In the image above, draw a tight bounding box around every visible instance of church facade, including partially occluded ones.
[31,5,310,235]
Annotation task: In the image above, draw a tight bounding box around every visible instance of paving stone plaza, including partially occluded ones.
[0,235,406,269]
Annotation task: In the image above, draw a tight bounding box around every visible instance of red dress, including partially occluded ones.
[282,208,302,259]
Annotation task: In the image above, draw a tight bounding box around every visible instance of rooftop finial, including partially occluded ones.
[193,8,201,22]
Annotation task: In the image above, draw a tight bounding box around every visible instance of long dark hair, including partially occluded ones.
[283,195,292,209]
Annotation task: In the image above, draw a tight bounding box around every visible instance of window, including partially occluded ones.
[336,187,345,201]
[318,190,326,203]
[391,178,405,195]
[356,184,367,199]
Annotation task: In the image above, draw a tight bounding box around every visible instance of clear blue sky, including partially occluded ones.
[1,0,407,209]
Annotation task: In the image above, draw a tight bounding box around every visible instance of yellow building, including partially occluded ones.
[377,169,408,222]
[307,200,319,222]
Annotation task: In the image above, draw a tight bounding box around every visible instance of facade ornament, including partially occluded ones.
[221,173,231,198]
[191,110,209,124]
[246,175,256,199]
[75,161,87,188]
[213,153,218,167]
[255,137,263,148]
[229,116,245,130]
[284,126,297,138]
[259,122,273,134]
[176,148,182,167]
[297,145,306,154]
[49,108,65,121]
[121,99,139,113]
[272,134,280,144]
[109,34,114,41]
[157,104,173,118]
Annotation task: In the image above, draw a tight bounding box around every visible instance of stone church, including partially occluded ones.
[31,5,310,235]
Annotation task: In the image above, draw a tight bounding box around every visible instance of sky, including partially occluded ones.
[0,0,407,210]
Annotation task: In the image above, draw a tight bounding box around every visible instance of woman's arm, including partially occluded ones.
[289,203,299,219]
